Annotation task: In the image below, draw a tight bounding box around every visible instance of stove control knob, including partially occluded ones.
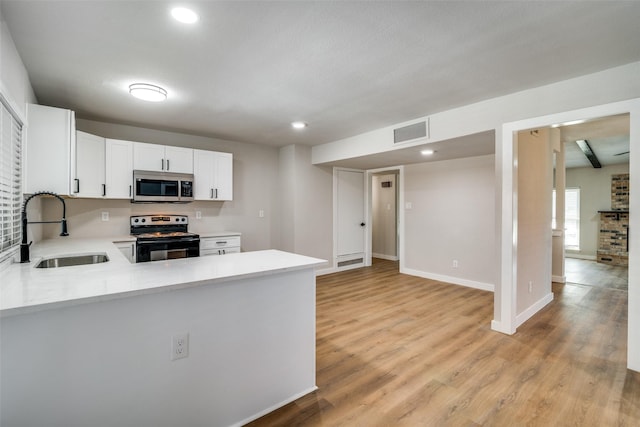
[134,218,139,223]
[181,218,186,222]
[141,218,146,223]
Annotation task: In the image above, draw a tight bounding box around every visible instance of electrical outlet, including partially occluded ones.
[259,209,264,218]
[195,211,202,219]
[528,281,533,293]
[101,212,109,221]
[405,202,412,210]
[453,259,458,268]
[171,333,189,361]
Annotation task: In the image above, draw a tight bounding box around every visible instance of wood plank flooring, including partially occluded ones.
[247,259,639,426]
[565,257,628,290]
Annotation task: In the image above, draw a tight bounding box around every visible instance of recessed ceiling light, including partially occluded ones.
[291,121,308,129]
[171,7,199,24]
[421,149,435,156]
[129,83,168,102]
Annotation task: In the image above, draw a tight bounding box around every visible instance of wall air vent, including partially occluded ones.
[394,119,429,144]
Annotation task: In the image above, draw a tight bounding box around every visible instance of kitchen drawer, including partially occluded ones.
[201,246,241,256]
[200,235,241,250]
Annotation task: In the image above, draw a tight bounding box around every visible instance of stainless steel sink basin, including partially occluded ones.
[35,253,109,268]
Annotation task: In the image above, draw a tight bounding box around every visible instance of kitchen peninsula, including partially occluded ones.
[1,239,325,427]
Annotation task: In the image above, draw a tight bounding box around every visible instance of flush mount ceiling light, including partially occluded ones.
[129,83,167,102]
[171,7,199,24]
[420,149,435,156]
[291,121,308,129]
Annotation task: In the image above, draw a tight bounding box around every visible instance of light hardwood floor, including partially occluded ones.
[565,257,628,290]
[248,259,640,426]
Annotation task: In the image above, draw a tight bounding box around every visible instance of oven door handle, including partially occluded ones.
[137,237,200,245]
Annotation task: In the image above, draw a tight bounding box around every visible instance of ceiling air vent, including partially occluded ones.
[394,119,428,144]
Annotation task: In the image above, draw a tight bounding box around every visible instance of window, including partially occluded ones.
[0,94,23,262]
[552,188,580,249]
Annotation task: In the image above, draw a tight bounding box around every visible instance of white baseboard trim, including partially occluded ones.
[552,275,566,283]
[565,253,597,260]
[231,385,318,427]
[372,253,399,261]
[401,267,495,292]
[491,320,516,335]
[515,292,554,328]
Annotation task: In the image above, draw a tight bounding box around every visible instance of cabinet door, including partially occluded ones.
[24,104,75,195]
[213,152,233,201]
[114,241,136,263]
[74,131,105,198]
[105,139,134,199]
[133,142,165,172]
[193,149,215,200]
[165,146,193,173]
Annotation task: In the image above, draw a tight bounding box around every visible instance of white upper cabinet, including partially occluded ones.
[105,139,134,199]
[193,150,233,201]
[24,104,76,195]
[74,131,105,198]
[133,142,193,174]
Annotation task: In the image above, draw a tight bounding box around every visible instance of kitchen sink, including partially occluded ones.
[34,253,109,268]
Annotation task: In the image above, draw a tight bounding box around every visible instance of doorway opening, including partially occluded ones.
[367,168,401,272]
[553,113,630,291]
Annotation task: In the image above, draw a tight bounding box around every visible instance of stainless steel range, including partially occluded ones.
[130,215,200,263]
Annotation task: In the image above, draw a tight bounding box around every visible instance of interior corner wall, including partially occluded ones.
[517,129,553,315]
[565,163,630,259]
[278,145,296,252]
[403,155,496,288]
[278,145,333,263]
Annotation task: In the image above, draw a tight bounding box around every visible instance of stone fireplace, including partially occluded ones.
[597,173,629,266]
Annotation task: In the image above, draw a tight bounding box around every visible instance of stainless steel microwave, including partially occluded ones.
[133,170,194,203]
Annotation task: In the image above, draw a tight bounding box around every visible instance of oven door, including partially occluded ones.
[136,238,200,263]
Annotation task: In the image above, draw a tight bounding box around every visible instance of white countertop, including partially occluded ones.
[0,237,326,317]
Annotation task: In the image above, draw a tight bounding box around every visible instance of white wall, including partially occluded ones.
[40,119,280,252]
[402,154,496,291]
[0,14,36,118]
[565,163,630,259]
[372,173,397,259]
[278,145,333,265]
[516,129,553,317]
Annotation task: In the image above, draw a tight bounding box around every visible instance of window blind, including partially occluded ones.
[0,95,23,262]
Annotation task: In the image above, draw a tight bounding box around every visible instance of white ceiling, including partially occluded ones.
[2,1,640,155]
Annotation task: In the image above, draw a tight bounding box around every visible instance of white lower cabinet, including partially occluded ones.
[200,234,241,256]
[114,241,136,263]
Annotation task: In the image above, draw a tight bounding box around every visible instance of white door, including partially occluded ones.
[336,169,366,268]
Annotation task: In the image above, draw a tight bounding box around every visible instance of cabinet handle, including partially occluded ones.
[129,185,132,198]
[215,188,218,199]
[216,241,227,245]
[161,159,165,170]
[223,249,226,255]
[166,159,170,171]
[210,188,214,199]
[74,179,80,194]
[102,184,106,197]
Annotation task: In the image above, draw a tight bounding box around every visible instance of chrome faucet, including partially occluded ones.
[20,191,69,263]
